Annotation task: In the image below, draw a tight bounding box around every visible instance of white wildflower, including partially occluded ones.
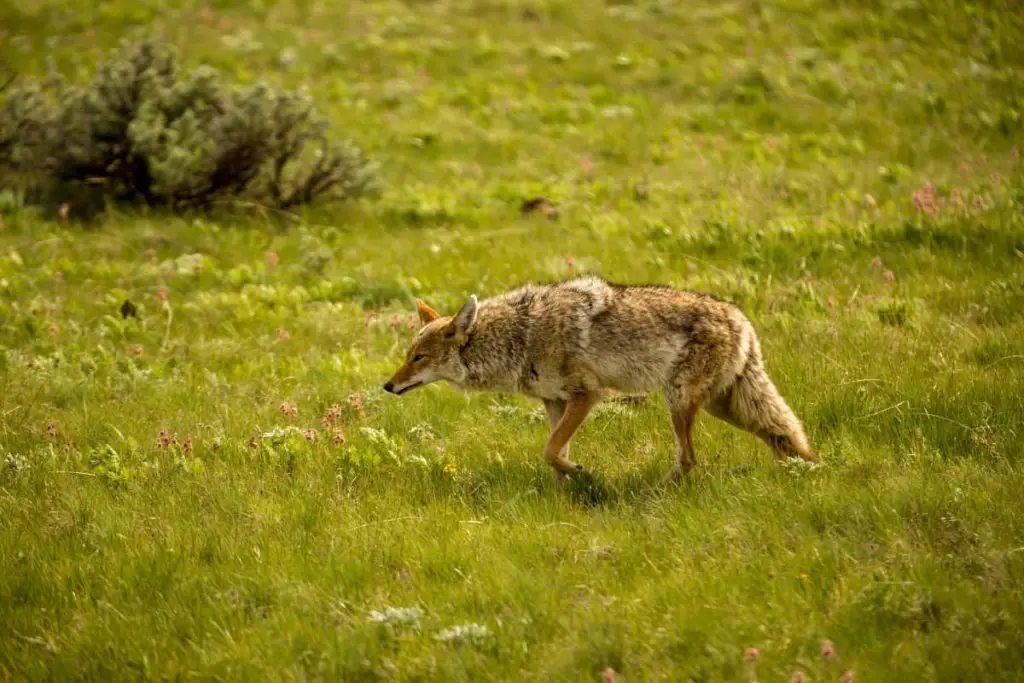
[601,105,635,119]
[488,403,520,418]
[368,606,422,627]
[782,457,822,474]
[408,423,436,440]
[526,406,547,424]
[260,426,304,440]
[3,452,29,472]
[436,622,492,644]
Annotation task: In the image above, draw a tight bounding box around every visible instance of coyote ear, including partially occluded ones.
[448,295,478,340]
[416,299,440,325]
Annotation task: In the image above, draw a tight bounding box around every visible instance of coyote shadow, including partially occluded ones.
[465,447,768,510]
[562,469,616,507]
[564,457,769,508]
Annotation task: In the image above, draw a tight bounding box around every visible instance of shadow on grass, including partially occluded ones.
[563,468,616,508]
[562,463,734,509]
[413,445,777,511]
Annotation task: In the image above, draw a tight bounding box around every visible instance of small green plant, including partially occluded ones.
[876,297,915,327]
[0,40,376,213]
[87,444,141,486]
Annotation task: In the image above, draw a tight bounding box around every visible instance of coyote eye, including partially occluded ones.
[412,354,425,363]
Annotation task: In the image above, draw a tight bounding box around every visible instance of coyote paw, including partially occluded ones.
[552,463,586,485]
[659,463,694,486]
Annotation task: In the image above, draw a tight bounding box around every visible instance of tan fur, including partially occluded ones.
[383,276,817,483]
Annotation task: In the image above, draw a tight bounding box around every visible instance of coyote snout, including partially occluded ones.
[384,277,817,484]
[382,381,421,395]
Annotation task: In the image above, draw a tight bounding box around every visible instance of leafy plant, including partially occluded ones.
[0,40,377,212]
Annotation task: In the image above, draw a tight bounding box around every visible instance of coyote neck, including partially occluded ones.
[456,301,530,393]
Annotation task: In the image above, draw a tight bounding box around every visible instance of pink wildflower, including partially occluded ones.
[912,182,940,217]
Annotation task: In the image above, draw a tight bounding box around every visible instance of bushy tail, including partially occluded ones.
[710,337,817,462]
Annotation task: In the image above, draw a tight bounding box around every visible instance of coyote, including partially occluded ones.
[383,276,817,482]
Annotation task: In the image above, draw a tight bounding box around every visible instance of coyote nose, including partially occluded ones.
[383,382,395,394]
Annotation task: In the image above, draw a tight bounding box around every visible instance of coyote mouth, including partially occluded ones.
[395,382,422,395]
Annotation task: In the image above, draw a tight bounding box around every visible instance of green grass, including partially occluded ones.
[2,0,1024,680]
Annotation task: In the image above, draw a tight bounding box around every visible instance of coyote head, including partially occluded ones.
[383,296,478,395]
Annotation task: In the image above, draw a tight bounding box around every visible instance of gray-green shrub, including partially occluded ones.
[0,40,376,211]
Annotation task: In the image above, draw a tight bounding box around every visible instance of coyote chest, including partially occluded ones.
[519,361,574,401]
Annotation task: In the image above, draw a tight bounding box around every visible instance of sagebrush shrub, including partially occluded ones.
[0,40,376,211]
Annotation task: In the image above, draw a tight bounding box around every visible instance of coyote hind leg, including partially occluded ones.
[660,337,730,484]
[662,397,702,485]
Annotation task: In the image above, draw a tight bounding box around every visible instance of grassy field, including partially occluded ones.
[2,0,1024,680]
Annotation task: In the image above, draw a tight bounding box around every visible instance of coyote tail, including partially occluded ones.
[714,334,817,462]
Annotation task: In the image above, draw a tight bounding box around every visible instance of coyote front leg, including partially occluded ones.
[542,392,601,479]
[543,398,568,453]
